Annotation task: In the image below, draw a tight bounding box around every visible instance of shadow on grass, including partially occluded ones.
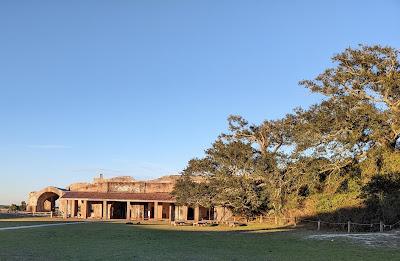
[121,220,299,236]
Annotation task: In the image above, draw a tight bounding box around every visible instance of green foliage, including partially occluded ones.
[6,202,27,212]
[172,175,215,208]
[173,139,271,219]
[174,44,400,222]
[20,201,27,211]
[8,204,18,212]
[361,173,400,223]
[315,192,360,214]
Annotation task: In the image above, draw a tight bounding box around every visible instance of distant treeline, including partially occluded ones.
[173,45,400,224]
[1,201,27,212]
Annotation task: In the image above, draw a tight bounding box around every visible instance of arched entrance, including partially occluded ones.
[37,192,59,212]
[33,187,65,213]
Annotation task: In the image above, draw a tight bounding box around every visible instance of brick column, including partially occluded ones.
[175,206,180,220]
[158,203,163,220]
[153,201,158,221]
[182,206,188,221]
[194,206,200,222]
[82,200,88,219]
[102,200,107,220]
[169,204,172,221]
[126,201,131,220]
[69,200,74,218]
[62,199,68,219]
[69,200,72,218]
[71,200,76,218]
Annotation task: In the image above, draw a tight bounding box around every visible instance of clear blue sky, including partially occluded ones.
[1,1,399,204]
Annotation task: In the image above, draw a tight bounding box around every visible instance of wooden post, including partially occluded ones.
[317,220,321,231]
[347,221,351,233]
[380,221,384,232]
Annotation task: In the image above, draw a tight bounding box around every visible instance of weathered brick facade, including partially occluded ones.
[27,175,231,222]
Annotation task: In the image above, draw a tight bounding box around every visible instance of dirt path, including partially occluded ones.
[0,222,84,231]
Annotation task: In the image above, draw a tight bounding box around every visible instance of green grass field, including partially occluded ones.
[0,220,399,260]
[0,216,78,228]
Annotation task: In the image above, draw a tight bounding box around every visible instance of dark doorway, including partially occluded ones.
[204,207,215,220]
[144,204,154,219]
[162,204,169,219]
[110,202,127,219]
[187,207,194,220]
[144,204,149,219]
[151,206,154,219]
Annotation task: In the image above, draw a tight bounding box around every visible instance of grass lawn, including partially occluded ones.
[0,221,399,260]
[0,216,80,228]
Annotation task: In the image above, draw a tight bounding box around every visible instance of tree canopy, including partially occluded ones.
[173,45,400,222]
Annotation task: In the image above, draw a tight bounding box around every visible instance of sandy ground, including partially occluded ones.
[307,230,400,248]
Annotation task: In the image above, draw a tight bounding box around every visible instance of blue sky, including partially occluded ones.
[0,1,399,204]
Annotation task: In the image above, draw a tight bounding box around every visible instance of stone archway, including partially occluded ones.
[30,187,66,213]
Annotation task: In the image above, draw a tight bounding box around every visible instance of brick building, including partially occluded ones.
[27,175,231,222]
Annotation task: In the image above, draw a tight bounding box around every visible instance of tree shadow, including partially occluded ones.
[297,174,400,232]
